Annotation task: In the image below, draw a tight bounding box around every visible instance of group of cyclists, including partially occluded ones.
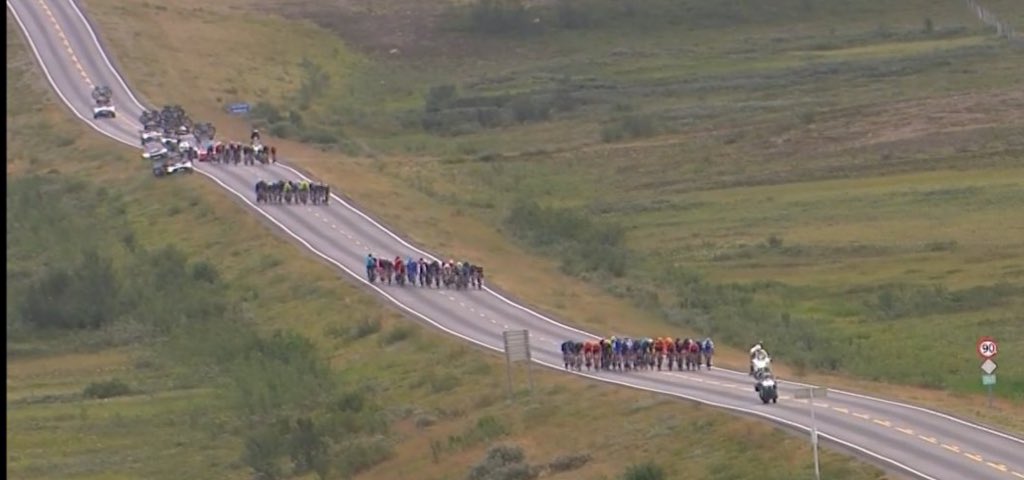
[560,338,774,377]
[204,140,276,165]
[254,179,331,205]
[364,254,484,290]
[560,337,715,372]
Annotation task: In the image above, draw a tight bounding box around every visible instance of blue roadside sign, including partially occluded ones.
[226,102,251,115]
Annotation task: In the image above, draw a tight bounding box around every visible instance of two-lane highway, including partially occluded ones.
[8,1,1023,478]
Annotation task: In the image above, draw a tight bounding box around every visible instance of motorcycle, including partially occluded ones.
[755,373,779,404]
[750,351,778,404]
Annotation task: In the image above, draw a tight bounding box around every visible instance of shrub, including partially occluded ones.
[556,0,593,29]
[506,96,551,124]
[425,84,458,113]
[468,443,537,480]
[415,414,438,429]
[503,199,629,277]
[288,417,328,475]
[621,461,665,480]
[335,436,393,477]
[250,101,283,123]
[429,372,462,393]
[299,127,342,145]
[602,114,658,143]
[348,318,382,340]
[465,0,535,36]
[82,379,132,399]
[548,452,591,473]
[19,249,119,330]
[241,419,290,480]
[379,324,417,346]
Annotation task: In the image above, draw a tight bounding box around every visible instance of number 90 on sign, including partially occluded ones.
[977,337,998,359]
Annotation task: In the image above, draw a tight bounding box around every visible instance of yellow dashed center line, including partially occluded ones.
[964,453,983,462]
[896,427,914,435]
[1011,471,1024,479]
[852,412,871,420]
[918,435,938,444]
[941,444,961,453]
[832,407,849,414]
[872,419,891,427]
[36,0,93,88]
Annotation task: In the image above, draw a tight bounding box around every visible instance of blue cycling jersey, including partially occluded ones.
[366,256,375,268]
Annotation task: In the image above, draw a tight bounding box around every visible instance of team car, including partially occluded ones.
[142,139,169,161]
[140,129,162,145]
[152,155,194,177]
[91,85,116,119]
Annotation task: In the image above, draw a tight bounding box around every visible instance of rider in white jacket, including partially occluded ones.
[749,341,767,374]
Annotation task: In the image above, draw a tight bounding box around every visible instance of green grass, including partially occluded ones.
[77,0,1024,424]
[6,16,890,480]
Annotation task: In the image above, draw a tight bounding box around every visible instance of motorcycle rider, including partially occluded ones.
[749,340,767,375]
[251,128,261,143]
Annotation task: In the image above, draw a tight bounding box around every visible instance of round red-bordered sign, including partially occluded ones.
[976,336,998,359]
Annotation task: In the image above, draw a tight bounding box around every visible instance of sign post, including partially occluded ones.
[502,329,533,400]
[795,387,829,480]
[976,336,999,408]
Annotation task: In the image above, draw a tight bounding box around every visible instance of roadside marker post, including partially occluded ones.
[503,329,533,400]
[795,387,829,480]
[976,336,999,408]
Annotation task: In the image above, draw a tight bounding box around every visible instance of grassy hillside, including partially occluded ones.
[5,16,889,480]
[75,0,1024,439]
[80,0,1024,406]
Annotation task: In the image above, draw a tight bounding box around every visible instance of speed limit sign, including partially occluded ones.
[976,336,998,359]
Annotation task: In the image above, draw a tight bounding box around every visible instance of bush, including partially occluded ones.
[548,452,591,473]
[229,330,334,418]
[505,96,552,124]
[242,418,290,480]
[468,443,538,480]
[348,318,382,340]
[296,58,331,110]
[82,378,132,399]
[865,282,1020,320]
[19,249,119,330]
[415,414,438,429]
[621,461,665,480]
[425,84,458,113]
[288,417,328,475]
[465,0,536,36]
[556,0,593,29]
[250,101,283,123]
[335,436,393,477]
[601,114,659,143]
[299,127,342,145]
[503,199,629,277]
[379,324,417,346]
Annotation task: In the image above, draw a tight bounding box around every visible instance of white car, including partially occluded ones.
[140,129,162,145]
[93,104,116,119]
[142,140,169,160]
[152,158,194,177]
[165,158,194,175]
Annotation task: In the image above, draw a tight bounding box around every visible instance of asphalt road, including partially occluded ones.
[8,1,1024,478]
